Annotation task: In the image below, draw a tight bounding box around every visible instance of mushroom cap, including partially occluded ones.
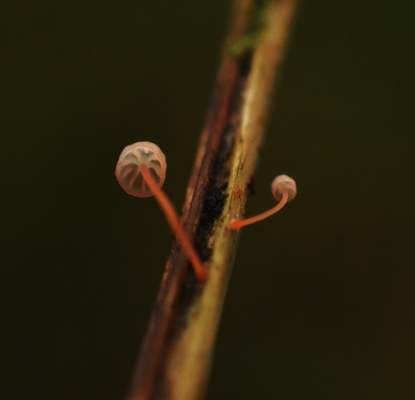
[115,141,167,198]
[271,174,297,202]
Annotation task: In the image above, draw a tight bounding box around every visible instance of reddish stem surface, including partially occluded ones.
[140,164,208,281]
[231,188,288,230]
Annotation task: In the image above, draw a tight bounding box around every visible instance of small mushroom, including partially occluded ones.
[231,174,297,230]
[116,142,208,281]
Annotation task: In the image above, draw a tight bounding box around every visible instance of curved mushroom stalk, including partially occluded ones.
[231,174,297,230]
[116,141,208,281]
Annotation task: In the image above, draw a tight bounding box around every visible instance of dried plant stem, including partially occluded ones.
[126,1,298,399]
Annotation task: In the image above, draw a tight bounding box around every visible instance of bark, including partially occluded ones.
[125,1,299,399]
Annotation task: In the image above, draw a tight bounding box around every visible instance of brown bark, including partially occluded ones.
[125,1,298,399]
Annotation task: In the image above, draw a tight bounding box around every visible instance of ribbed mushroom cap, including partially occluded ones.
[115,141,167,198]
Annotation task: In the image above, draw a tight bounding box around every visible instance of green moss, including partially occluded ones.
[227,34,258,56]
[226,0,269,56]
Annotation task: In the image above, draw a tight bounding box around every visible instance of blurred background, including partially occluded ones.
[2,1,415,399]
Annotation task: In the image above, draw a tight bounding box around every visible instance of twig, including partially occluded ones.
[125,1,298,399]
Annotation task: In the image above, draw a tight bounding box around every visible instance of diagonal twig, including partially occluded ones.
[125,1,299,399]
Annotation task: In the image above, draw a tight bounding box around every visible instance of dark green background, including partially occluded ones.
[2,1,415,399]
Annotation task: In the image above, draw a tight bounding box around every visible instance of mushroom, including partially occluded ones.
[231,174,297,230]
[115,142,208,281]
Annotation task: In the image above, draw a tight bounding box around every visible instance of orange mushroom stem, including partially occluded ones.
[231,174,297,230]
[115,141,208,281]
[139,164,208,281]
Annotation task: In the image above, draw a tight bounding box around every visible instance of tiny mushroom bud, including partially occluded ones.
[115,141,208,281]
[231,174,297,230]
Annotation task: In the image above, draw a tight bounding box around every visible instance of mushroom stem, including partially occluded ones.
[231,188,289,230]
[140,164,208,281]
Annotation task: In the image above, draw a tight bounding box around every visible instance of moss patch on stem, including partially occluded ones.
[226,0,269,56]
